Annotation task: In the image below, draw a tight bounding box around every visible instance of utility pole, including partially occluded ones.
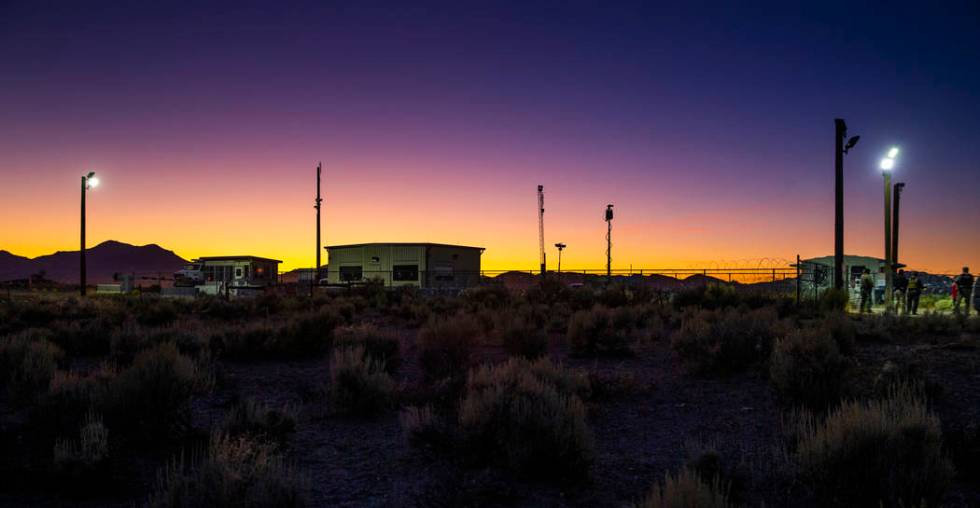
[81,176,87,297]
[605,204,614,282]
[313,162,322,297]
[883,170,892,311]
[833,119,859,291]
[537,185,546,277]
[892,182,905,265]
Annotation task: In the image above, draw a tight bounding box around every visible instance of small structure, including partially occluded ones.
[169,256,281,297]
[798,254,895,302]
[324,243,483,289]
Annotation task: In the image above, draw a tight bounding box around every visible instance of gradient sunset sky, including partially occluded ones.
[1,1,978,273]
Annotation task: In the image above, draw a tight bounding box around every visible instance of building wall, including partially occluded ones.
[325,244,481,288]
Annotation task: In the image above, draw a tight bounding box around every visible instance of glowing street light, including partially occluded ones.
[81,171,99,296]
[880,148,899,311]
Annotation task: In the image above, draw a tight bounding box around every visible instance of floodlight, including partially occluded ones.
[880,158,895,171]
[887,147,899,158]
[87,176,100,188]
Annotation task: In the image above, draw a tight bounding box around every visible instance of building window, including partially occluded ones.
[392,265,418,281]
[235,267,243,278]
[340,266,363,282]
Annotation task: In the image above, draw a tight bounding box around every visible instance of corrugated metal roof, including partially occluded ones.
[325,242,484,251]
[194,256,283,263]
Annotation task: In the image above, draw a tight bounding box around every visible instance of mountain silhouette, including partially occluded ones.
[0,241,189,283]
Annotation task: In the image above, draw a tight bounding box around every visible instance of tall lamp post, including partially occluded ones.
[554,243,566,281]
[80,172,99,296]
[834,119,860,290]
[880,148,899,311]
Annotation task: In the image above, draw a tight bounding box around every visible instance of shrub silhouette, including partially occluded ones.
[146,433,308,508]
[333,324,400,374]
[107,343,198,441]
[417,313,480,382]
[0,330,65,405]
[329,346,393,416]
[671,307,781,375]
[567,305,637,356]
[770,328,848,409]
[635,468,731,508]
[497,312,548,359]
[459,357,593,481]
[221,398,297,445]
[793,386,953,507]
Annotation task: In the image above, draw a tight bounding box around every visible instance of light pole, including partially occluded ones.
[80,172,99,296]
[880,148,899,311]
[604,204,614,282]
[554,243,566,281]
[834,119,860,291]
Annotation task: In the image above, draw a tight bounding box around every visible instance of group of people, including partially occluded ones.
[859,266,976,316]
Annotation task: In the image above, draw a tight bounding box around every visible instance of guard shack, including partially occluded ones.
[324,243,483,289]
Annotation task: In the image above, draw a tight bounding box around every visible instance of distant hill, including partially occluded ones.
[0,241,189,284]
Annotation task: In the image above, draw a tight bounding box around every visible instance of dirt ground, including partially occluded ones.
[2,324,979,507]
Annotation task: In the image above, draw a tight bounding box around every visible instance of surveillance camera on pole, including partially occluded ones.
[834,119,859,291]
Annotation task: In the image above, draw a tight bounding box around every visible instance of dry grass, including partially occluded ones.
[770,328,849,409]
[417,313,481,382]
[567,305,638,356]
[0,329,65,404]
[146,433,308,508]
[635,468,732,508]
[671,307,782,375]
[332,323,401,374]
[793,386,953,507]
[459,357,593,481]
[328,346,394,416]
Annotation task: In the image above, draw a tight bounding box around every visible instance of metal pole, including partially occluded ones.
[796,254,801,305]
[538,185,546,276]
[892,182,905,265]
[314,162,322,297]
[884,171,893,311]
[80,176,86,297]
[834,118,846,291]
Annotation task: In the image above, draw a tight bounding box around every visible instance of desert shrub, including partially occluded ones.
[48,317,114,356]
[146,433,308,508]
[333,324,401,374]
[53,411,110,480]
[0,330,65,404]
[399,405,454,450]
[111,322,209,364]
[459,357,593,481]
[134,299,180,326]
[462,284,511,309]
[596,284,630,307]
[35,366,115,437]
[672,284,739,310]
[328,346,393,416]
[107,343,199,441]
[635,468,731,508]
[563,286,597,311]
[770,329,848,409]
[213,321,281,360]
[872,361,944,402]
[818,287,849,312]
[793,387,953,507]
[417,313,480,382]
[567,305,638,356]
[671,307,782,375]
[587,368,641,400]
[819,311,856,355]
[221,399,297,445]
[497,313,548,359]
[278,307,343,357]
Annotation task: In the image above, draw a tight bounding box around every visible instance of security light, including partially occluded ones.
[880,158,895,171]
[844,135,860,154]
[87,176,100,188]
[887,147,899,158]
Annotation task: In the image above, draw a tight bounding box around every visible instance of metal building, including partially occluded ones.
[324,243,484,289]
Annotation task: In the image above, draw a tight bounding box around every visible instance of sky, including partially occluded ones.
[1,1,978,273]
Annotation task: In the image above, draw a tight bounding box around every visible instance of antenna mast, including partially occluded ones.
[313,162,322,296]
[538,185,546,276]
[605,204,614,281]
